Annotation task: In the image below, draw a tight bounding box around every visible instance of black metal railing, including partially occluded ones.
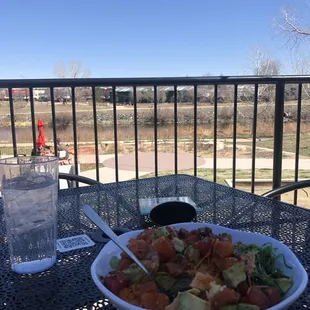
[1,75,310,203]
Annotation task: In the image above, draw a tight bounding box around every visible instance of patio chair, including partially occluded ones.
[262,180,310,199]
[59,173,101,189]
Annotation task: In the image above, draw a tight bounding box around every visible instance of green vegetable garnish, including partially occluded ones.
[275,253,293,270]
[234,242,293,294]
[109,256,120,270]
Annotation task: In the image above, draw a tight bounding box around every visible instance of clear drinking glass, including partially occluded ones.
[0,156,58,274]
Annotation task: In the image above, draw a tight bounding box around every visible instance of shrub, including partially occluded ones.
[219,107,234,122]
[49,114,71,131]
[139,108,172,124]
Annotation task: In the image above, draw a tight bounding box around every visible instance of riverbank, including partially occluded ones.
[1,101,310,129]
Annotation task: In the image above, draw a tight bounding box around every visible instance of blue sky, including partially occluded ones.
[0,0,306,78]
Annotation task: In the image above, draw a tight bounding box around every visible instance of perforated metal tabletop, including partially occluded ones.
[0,175,309,309]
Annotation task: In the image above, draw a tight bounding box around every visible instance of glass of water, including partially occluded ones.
[0,156,58,274]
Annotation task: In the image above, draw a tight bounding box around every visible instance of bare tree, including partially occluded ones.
[197,86,213,103]
[274,4,310,99]
[54,62,66,78]
[291,54,310,99]
[54,61,90,78]
[54,61,90,103]
[250,47,281,76]
[244,47,281,103]
[275,6,310,47]
[157,87,167,103]
[292,54,310,74]
[228,48,282,132]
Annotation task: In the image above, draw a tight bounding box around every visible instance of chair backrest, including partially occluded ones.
[59,173,101,189]
[262,180,310,199]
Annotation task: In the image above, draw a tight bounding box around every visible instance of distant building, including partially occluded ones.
[2,88,47,100]
[102,87,133,104]
[33,88,46,100]
[163,86,194,103]
[115,87,132,104]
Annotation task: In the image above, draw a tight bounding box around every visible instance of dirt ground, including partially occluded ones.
[67,140,296,160]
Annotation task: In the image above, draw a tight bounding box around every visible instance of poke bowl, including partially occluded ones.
[91,223,308,310]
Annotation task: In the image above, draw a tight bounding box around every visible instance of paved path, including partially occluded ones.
[81,167,152,184]
[77,153,310,170]
[102,153,205,172]
[78,153,310,184]
[1,152,308,184]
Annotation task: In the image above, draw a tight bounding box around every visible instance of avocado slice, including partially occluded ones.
[222,263,246,288]
[152,226,170,240]
[237,304,259,310]
[184,245,200,264]
[177,292,210,310]
[275,277,293,294]
[122,266,143,283]
[155,274,176,291]
[173,237,185,253]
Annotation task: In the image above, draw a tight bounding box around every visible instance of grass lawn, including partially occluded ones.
[241,133,310,157]
[80,163,105,172]
[141,168,310,183]
[0,147,32,157]
[257,134,310,157]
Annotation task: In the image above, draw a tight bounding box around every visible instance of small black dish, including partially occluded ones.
[90,227,131,243]
[150,201,197,226]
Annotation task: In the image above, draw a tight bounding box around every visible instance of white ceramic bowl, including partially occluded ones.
[91,223,308,310]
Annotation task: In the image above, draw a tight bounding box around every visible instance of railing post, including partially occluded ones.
[272,81,285,198]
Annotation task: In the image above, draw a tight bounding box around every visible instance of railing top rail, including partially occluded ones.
[1,75,310,88]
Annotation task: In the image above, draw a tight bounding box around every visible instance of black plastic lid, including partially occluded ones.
[150,201,197,226]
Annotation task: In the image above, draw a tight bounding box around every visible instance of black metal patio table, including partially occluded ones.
[1,174,310,309]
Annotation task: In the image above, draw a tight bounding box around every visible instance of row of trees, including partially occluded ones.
[49,50,301,104]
